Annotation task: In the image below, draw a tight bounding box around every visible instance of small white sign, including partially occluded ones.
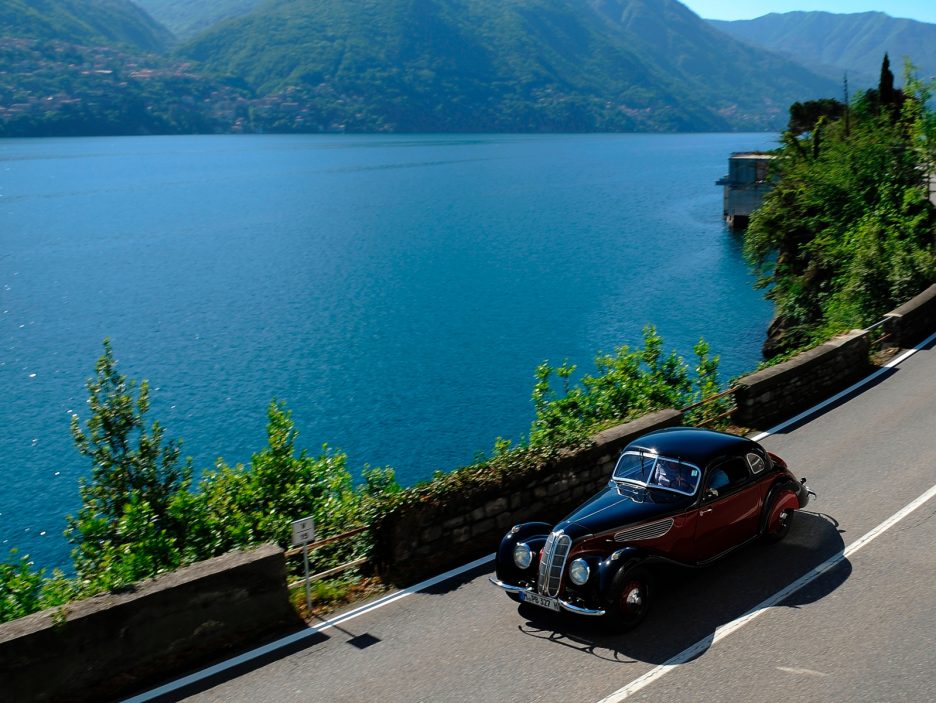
[291,516,315,546]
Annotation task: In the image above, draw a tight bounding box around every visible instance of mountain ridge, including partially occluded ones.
[130,0,264,40]
[0,0,174,53]
[710,11,936,88]
[3,0,842,136]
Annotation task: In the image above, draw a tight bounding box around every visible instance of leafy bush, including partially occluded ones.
[0,550,75,622]
[182,401,375,571]
[529,325,724,447]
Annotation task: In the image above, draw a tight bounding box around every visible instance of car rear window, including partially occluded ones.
[746,452,766,474]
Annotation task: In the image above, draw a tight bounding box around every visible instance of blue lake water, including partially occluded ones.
[0,133,776,568]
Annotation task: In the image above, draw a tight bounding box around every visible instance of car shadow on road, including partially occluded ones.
[512,511,848,665]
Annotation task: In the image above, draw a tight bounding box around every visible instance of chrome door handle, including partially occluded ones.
[700,508,713,515]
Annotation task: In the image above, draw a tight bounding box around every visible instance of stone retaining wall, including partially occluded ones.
[884,283,936,349]
[732,329,871,429]
[0,544,298,703]
[372,409,683,584]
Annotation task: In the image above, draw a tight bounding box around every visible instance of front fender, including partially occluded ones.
[495,522,552,584]
[597,546,647,596]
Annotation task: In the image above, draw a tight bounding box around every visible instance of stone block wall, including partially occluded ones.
[732,329,871,429]
[372,409,683,584]
[0,544,299,703]
[884,283,936,349]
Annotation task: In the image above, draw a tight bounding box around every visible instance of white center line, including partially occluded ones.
[596,480,936,702]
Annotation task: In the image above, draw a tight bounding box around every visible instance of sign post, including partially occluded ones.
[291,516,316,615]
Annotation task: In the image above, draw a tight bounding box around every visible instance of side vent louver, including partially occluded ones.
[614,518,674,543]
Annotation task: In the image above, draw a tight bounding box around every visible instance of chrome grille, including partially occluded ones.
[538,530,572,597]
[614,518,674,543]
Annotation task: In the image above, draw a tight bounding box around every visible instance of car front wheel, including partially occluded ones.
[608,565,653,630]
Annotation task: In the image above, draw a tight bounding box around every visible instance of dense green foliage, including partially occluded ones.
[745,63,936,355]
[0,551,75,623]
[710,11,936,89]
[0,0,173,52]
[529,326,723,447]
[177,0,835,133]
[178,403,396,569]
[787,98,846,136]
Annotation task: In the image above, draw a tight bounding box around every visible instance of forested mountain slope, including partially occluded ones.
[178,0,837,132]
[3,0,843,135]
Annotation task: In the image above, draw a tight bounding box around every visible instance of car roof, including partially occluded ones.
[624,427,758,467]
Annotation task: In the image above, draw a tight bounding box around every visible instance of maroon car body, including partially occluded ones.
[491,427,812,627]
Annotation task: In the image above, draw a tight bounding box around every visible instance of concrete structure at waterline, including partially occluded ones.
[717,152,776,229]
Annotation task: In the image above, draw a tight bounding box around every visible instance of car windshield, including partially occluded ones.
[612,451,701,496]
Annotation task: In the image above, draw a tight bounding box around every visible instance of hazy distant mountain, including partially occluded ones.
[0,0,173,53]
[177,0,837,133]
[710,11,936,88]
[131,0,265,40]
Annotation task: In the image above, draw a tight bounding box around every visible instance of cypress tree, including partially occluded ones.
[879,53,895,111]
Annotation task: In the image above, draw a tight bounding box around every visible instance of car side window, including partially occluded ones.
[746,452,766,474]
[704,457,751,498]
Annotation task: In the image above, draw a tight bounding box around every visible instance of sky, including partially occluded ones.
[681,1,936,24]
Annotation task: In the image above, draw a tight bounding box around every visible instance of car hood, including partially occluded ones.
[556,482,695,538]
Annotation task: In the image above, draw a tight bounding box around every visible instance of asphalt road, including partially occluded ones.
[139,338,936,703]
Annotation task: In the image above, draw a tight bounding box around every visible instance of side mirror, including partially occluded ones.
[704,488,719,501]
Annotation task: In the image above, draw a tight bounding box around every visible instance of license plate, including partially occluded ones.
[520,591,560,612]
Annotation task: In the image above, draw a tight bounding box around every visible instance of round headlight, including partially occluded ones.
[513,542,533,569]
[568,558,590,585]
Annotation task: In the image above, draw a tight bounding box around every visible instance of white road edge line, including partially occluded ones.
[127,329,936,702]
[750,328,936,443]
[122,553,495,702]
[596,481,936,703]
[596,329,936,703]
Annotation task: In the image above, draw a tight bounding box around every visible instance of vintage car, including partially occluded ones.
[490,427,813,627]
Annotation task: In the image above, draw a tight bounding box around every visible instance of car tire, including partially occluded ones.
[608,565,653,630]
[763,506,794,543]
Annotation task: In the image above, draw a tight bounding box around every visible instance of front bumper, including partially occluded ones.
[489,577,606,617]
[798,479,816,509]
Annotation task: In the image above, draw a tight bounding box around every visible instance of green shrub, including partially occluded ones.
[530,325,725,446]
